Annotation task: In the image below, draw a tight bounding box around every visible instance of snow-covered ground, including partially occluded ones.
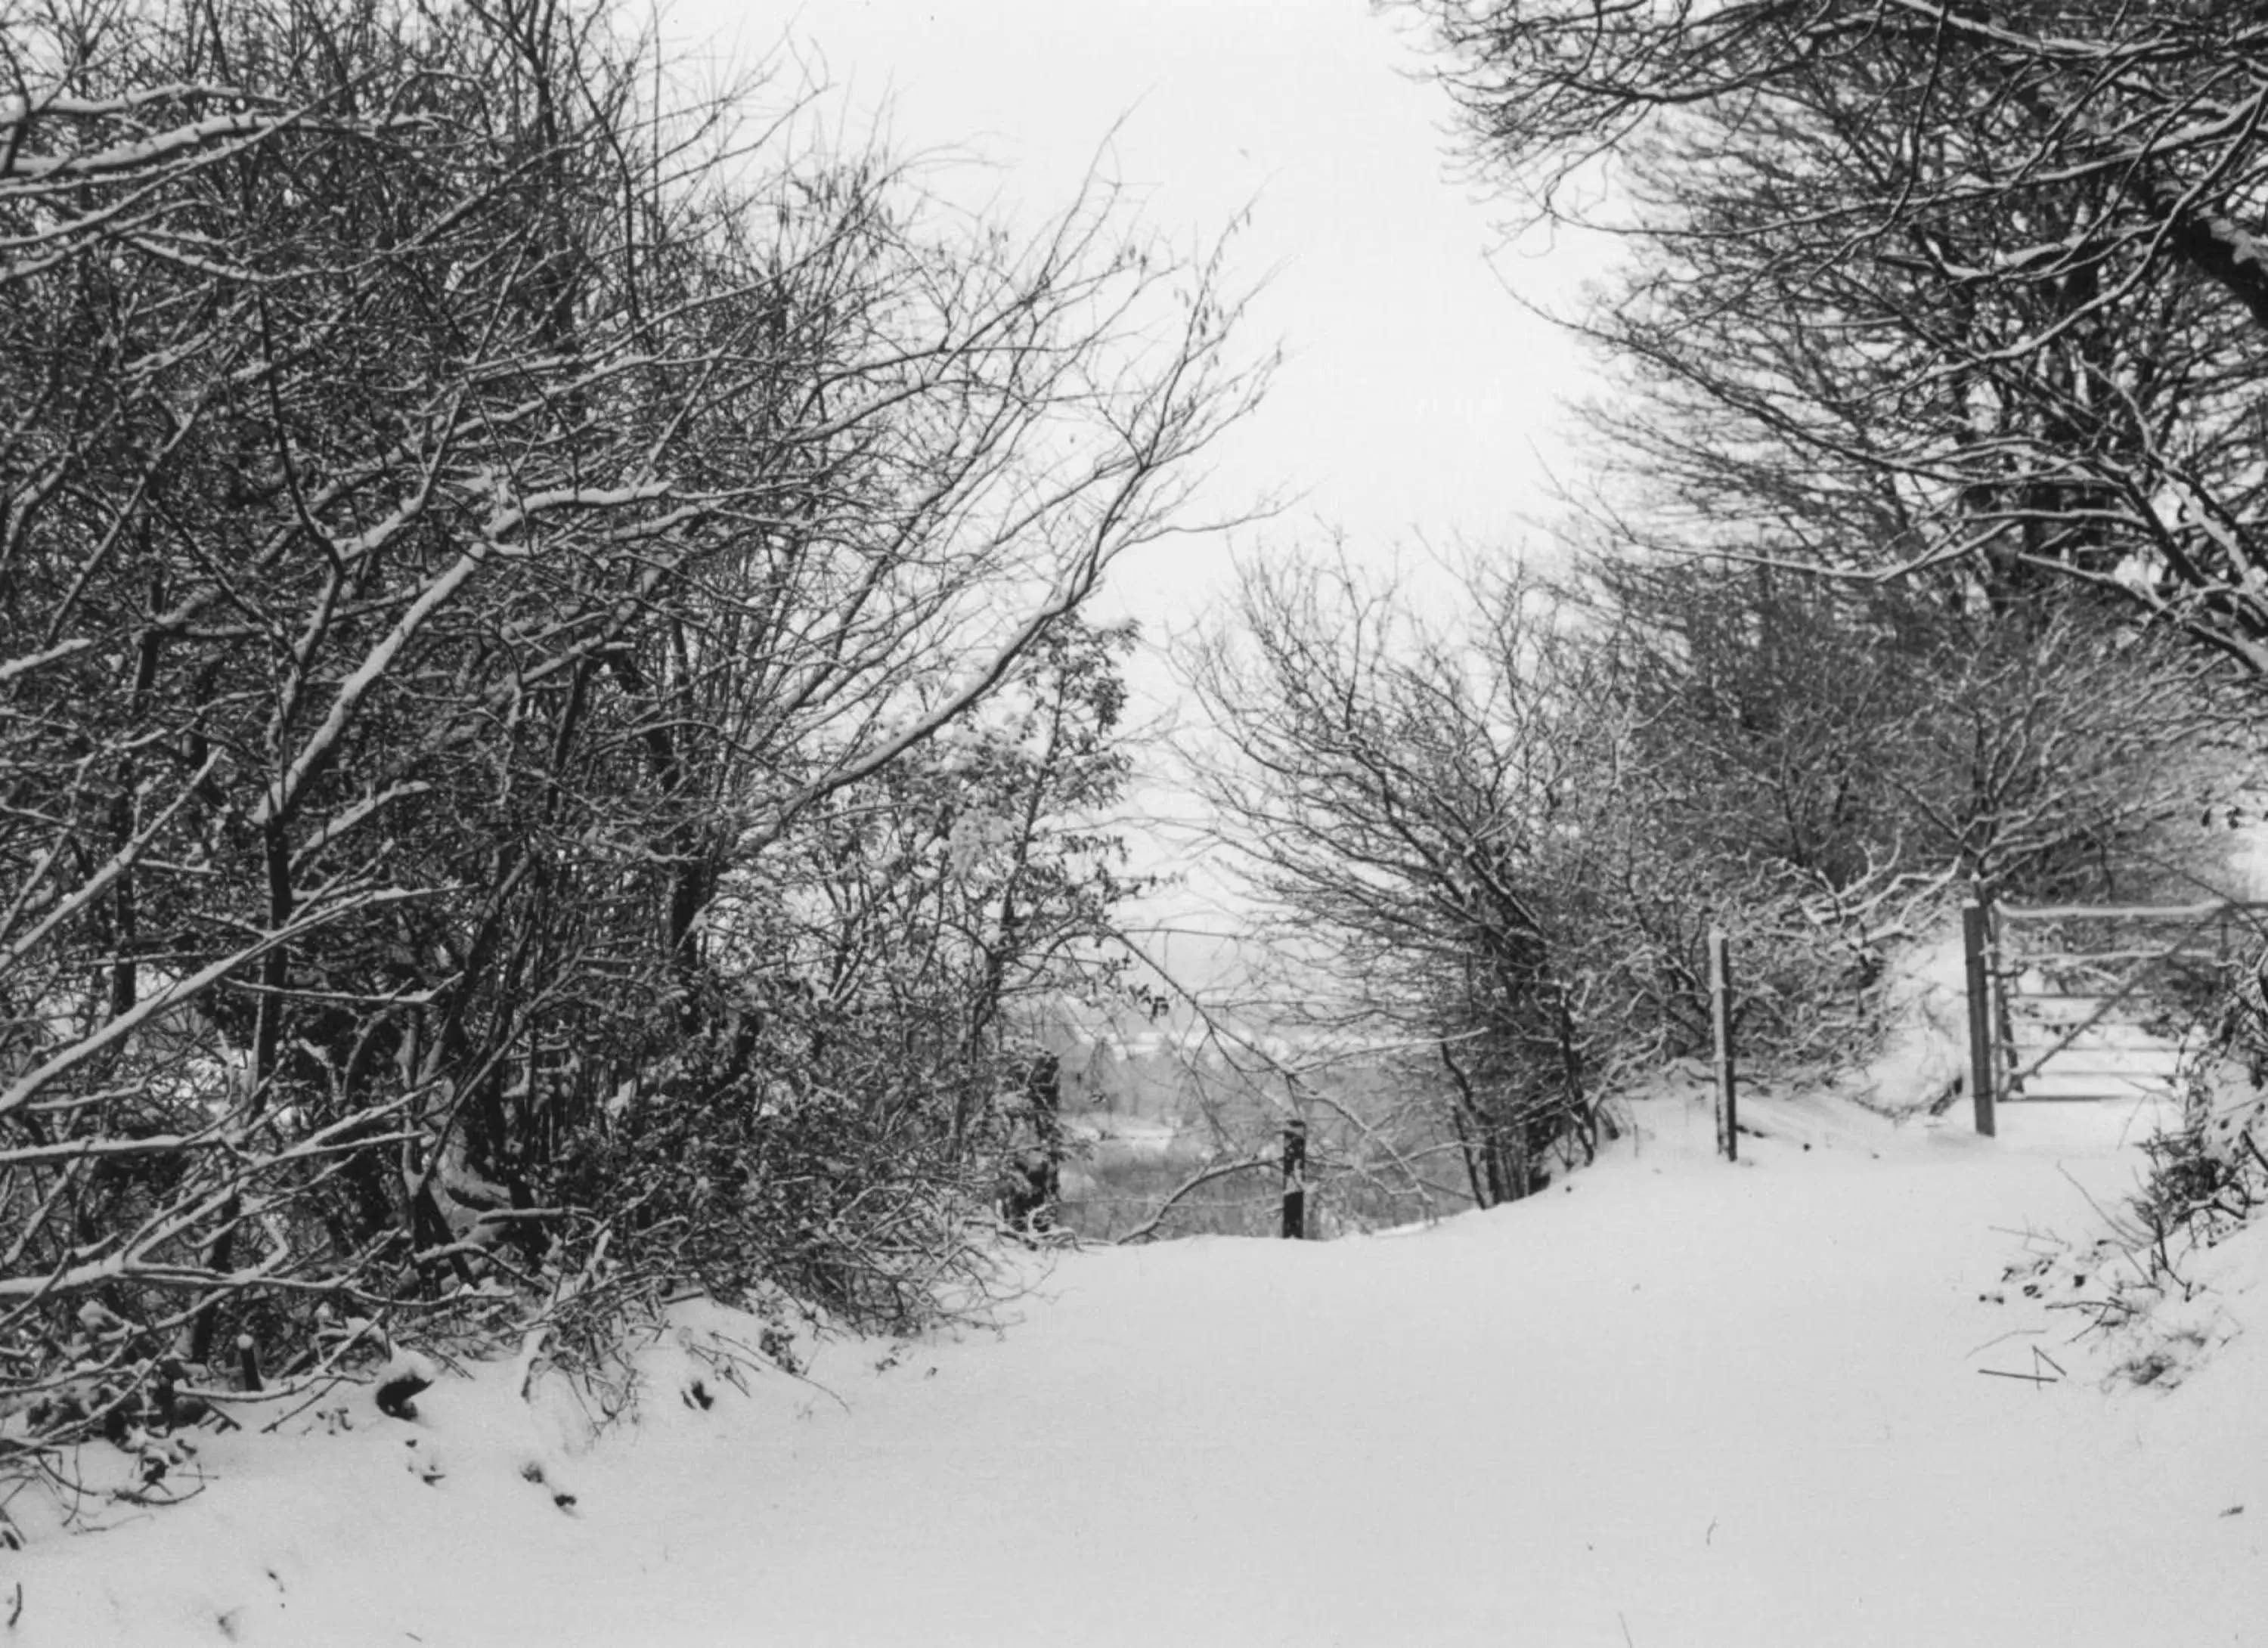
[7,1079,2264,1647]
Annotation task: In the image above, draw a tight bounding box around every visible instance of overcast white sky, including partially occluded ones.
[666,0,1603,636]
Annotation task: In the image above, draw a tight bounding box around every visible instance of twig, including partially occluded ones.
[1112,1155,1275,1245]
[1966,1326,2045,1358]
[705,1330,851,1414]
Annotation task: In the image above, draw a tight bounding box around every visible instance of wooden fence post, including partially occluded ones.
[1281,1119,1307,1239]
[1709,928,1737,1162]
[1963,898,1998,1137]
[1988,898,2022,1103]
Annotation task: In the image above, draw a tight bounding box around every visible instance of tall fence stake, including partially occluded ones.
[1963,898,1998,1137]
[1709,928,1737,1162]
[1281,1119,1307,1239]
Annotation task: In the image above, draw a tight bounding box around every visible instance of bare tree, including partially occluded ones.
[1408,0,2268,668]
[1187,544,2240,1209]
[1593,556,2242,903]
[0,0,1258,1447]
[1187,556,1649,1203]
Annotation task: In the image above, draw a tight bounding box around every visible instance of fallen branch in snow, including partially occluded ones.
[699,1329,850,1415]
[1966,1326,2048,1358]
[107,1475,206,1509]
[1978,1343,2069,1387]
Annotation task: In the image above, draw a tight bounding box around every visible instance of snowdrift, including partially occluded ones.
[5,1080,2264,1647]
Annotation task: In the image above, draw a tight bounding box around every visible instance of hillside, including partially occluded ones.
[5,1077,2262,1647]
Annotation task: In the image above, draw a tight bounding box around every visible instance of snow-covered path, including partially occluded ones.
[12,1089,2266,1647]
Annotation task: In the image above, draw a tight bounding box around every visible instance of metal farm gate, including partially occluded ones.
[1963,896,2268,1135]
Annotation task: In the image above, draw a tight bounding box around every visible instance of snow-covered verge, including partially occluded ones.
[5,1080,2264,1646]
